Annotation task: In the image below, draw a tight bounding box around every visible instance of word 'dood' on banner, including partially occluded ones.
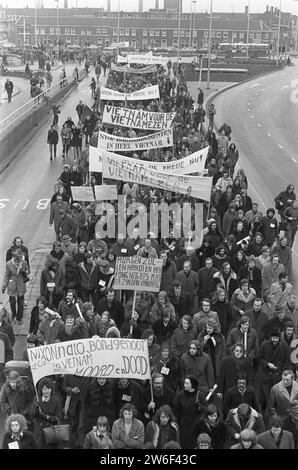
[27,337,150,385]
[113,256,163,292]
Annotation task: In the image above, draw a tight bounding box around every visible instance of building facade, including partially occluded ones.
[4,6,296,53]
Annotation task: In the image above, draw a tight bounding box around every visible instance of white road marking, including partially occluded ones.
[281,85,289,90]
[249,83,259,88]
[257,123,262,127]
[248,108,250,112]
[292,158,297,163]
[278,144,284,149]
[267,133,272,137]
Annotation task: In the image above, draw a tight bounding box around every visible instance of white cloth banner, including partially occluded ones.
[102,105,175,131]
[101,85,160,101]
[117,55,128,63]
[111,63,157,74]
[89,145,103,172]
[97,129,173,151]
[102,151,213,201]
[127,54,168,66]
[27,338,151,385]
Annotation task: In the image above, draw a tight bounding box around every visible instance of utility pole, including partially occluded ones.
[246,0,250,59]
[276,0,282,67]
[207,0,213,89]
[177,0,182,64]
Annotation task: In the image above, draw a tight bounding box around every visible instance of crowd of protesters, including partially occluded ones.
[0,51,298,450]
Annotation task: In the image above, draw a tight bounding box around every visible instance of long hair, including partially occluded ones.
[152,405,177,424]
[119,403,137,420]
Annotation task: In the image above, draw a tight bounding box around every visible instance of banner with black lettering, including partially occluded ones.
[97,129,173,151]
[102,150,213,201]
[101,85,160,101]
[111,63,157,74]
[113,256,163,292]
[102,105,175,130]
[27,338,150,385]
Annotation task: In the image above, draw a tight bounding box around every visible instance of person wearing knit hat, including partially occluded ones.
[196,433,212,449]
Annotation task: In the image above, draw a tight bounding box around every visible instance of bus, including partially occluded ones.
[218,42,270,58]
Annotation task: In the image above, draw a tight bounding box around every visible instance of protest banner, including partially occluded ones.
[127,54,168,66]
[27,337,151,386]
[97,129,173,152]
[89,145,103,172]
[98,145,208,175]
[101,150,213,201]
[111,63,157,74]
[113,256,163,292]
[101,85,160,101]
[94,185,118,201]
[117,55,128,63]
[71,186,95,202]
[102,105,175,131]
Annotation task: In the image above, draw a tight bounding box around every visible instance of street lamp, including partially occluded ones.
[177,0,182,64]
[246,0,250,59]
[190,0,197,52]
[276,0,282,66]
[34,0,37,45]
[207,0,213,89]
[117,0,120,56]
[56,0,59,46]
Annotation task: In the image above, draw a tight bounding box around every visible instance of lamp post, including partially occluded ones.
[191,0,197,52]
[34,0,37,45]
[207,0,213,89]
[246,0,250,59]
[117,0,120,56]
[276,0,282,66]
[177,0,182,64]
[56,0,59,46]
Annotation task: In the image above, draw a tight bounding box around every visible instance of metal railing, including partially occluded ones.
[0,70,85,141]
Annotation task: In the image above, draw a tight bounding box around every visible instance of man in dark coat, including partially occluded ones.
[5,79,13,102]
[223,374,260,419]
[142,373,175,424]
[47,124,59,160]
[96,288,124,329]
[6,236,30,267]
[113,378,143,420]
[257,328,291,412]
[168,281,193,318]
[197,258,217,302]
[57,209,77,243]
[246,298,270,340]
[78,253,99,305]
[238,255,262,298]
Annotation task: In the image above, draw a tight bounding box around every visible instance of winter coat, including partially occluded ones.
[63,261,81,292]
[271,245,292,274]
[96,297,124,329]
[175,390,202,449]
[112,418,144,449]
[170,326,196,359]
[174,270,199,296]
[257,341,290,379]
[238,266,262,298]
[212,299,234,338]
[38,318,64,344]
[225,407,265,448]
[192,417,227,449]
[267,380,298,420]
[83,428,113,449]
[2,259,30,297]
[160,261,177,293]
[180,351,215,394]
[217,355,253,395]
[226,327,258,361]
[47,129,59,145]
[2,431,37,449]
[230,288,256,314]
[145,421,180,449]
[246,308,270,339]
[197,267,217,300]
[62,375,90,419]
[262,262,285,298]
[57,214,78,243]
[84,380,116,427]
[0,332,13,363]
[0,322,15,347]
[78,261,99,291]
[193,310,220,334]
[150,301,177,325]
[197,330,226,379]
[257,429,294,449]
[262,216,279,247]
[152,318,176,345]
[223,385,260,419]
[49,201,70,229]
[213,270,238,301]
[0,381,34,417]
[268,281,293,312]
[222,210,237,237]
[40,267,64,296]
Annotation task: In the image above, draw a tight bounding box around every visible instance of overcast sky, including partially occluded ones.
[3,0,298,14]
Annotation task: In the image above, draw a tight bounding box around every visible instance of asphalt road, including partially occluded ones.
[0,71,106,284]
[212,59,298,291]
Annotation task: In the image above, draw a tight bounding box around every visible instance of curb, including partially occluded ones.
[205,67,285,115]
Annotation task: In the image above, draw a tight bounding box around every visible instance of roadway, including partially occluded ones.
[0,70,105,284]
[212,59,298,289]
